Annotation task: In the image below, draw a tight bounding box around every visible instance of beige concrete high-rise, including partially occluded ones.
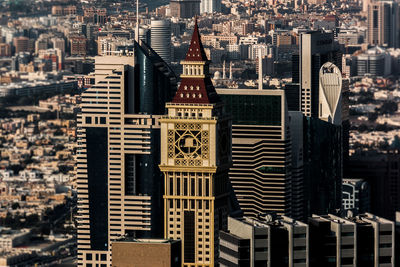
[159,21,230,266]
[76,41,177,266]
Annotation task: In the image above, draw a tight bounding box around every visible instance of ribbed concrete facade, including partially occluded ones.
[220,216,309,267]
[309,213,395,267]
[217,89,293,219]
[76,42,177,266]
[77,56,150,266]
[151,19,171,64]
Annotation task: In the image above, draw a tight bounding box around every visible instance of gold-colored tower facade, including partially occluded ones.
[159,20,231,267]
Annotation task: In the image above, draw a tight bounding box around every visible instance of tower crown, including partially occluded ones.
[184,19,208,62]
[171,19,220,104]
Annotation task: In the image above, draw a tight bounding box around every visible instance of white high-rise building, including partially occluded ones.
[200,0,221,14]
[150,19,171,64]
[318,62,342,126]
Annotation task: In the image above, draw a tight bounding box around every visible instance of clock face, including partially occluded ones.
[178,133,201,155]
[168,123,209,164]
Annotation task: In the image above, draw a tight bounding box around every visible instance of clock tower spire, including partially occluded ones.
[172,19,220,105]
[159,19,231,267]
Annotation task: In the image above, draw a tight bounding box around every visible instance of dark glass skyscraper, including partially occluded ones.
[217,89,301,219]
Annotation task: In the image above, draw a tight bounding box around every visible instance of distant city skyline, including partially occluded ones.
[1,0,400,266]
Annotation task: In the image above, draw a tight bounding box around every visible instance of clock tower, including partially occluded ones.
[159,20,231,267]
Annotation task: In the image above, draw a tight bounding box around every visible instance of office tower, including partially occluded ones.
[356,213,395,267]
[356,46,392,76]
[217,89,296,219]
[368,1,400,48]
[35,37,48,54]
[159,21,231,266]
[302,116,342,216]
[221,213,395,266]
[292,32,343,218]
[309,213,395,267]
[318,62,342,125]
[298,31,342,118]
[200,0,221,14]
[151,19,171,64]
[286,54,301,111]
[76,41,177,266]
[219,216,309,267]
[309,214,356,266]
[69,35,87,56]
[111,239,181,267]
[170,0,200,18]
[341,77,350,167]
[342,178,370,214]
[346,152,400,220]
[0,43,11,57]
[13,36,29,54]
[289,111,306,221]
[52,38,65,53]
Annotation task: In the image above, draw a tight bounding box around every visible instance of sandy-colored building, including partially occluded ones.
[112,239,181,267]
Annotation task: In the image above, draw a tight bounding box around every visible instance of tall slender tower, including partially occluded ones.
[76,42,176,266]
[159,20,231,266]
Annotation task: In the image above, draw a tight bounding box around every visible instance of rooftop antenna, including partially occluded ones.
[135,0,139,42]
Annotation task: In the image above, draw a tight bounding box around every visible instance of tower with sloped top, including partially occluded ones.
[159,20,231,266]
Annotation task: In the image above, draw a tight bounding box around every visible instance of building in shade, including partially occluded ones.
[345,152,400,220]
[219,216,309,267]
[309,213,395,267]
[302,116,342,216]
[76,41,177,266]
[309,214,357,266]
[219,231,250,267]
[318,62,342,125]
[170,0,200,18]
[342,178,370,214]
[150,19,171,64]
[217,89,297,219]
[159,21,231,266]
[298,31,342,118]
[200,0,221,14]
[221,213,396,267]
[367,1,400,48]
[111,239,181,267]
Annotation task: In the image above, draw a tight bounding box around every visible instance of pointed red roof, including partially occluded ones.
[185,19,208,62]
[171,19,220,105]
